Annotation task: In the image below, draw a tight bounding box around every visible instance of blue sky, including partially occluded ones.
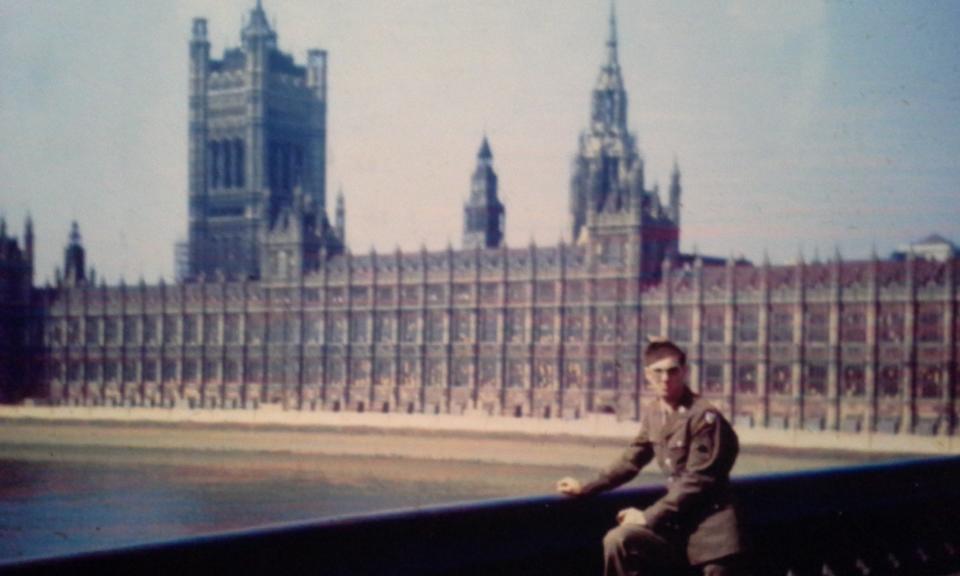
[1,1,958,283]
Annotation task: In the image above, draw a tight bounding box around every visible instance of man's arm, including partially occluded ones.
[642,409,738,530]
[557,428,656,497]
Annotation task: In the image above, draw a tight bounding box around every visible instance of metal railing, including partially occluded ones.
[3,457,960,575]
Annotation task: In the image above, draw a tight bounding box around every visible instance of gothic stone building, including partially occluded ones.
[2,4,958,439]
[187,2,342,280]
[0,217,34,403]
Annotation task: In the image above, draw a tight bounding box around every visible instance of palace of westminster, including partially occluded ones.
[1,3,958,439]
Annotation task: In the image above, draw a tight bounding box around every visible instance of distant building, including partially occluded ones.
[187,2,340,280]
[0,216,33,403]
[893,234,957,262]
[462,137,505,250]
[1,3,957,441]
[569,7,679,280]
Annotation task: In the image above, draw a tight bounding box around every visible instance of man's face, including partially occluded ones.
[644,355,686,405]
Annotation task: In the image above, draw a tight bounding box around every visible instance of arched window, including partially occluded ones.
[221,140,229,188]
[208,141,221,187]
[223,139,233,188]
[233,139,244,187]
[281,142,292,190]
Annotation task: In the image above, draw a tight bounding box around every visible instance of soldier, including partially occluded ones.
[556,339,742,575]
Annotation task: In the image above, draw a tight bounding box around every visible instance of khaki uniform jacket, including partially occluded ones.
[581,389,741,565]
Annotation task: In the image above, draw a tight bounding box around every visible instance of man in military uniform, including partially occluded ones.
[556,339,742,575]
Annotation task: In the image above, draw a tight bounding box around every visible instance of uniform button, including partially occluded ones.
[664,457,672,466]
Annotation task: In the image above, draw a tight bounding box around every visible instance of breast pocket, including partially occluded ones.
[687,432,717,471]
[664,434,688,470]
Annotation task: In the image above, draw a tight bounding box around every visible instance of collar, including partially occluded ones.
[658,387,695,415]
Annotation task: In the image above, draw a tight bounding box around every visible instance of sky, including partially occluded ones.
[1,0,958,284]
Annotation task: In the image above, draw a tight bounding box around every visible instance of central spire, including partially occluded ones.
[570,2,644,243]
[250,0,268,27]
[478,135,492,163]
[590,0,627,133]
[607,0,619,68]
[243,0,275,47]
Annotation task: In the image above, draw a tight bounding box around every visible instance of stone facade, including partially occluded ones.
[187,3,337,280]
[23,242,959,437]
[0,217,33,403]
[1,3,957,441]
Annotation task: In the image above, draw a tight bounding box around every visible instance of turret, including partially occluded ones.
[463,136,506,250]
[244,1,271,197]
[23,214,33,264]
[191,17,209,51]
[307,49,328,99]
[24,214,34,287]
[63,221,86,287]
[189,18,210,149]
[669,159,682,226]
[335,189,346,244]
[307,49,329,212]
[242,0,277,51]
[187,16,210,278]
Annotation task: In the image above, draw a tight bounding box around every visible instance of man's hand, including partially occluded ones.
[556,477,583,496]
[616,507,647,526]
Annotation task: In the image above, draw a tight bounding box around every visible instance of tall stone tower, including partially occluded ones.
[462,137,505,250]
[62,221,87,287]
[569,3,680,279]
[187,1,329,279]
[0,217,34,403]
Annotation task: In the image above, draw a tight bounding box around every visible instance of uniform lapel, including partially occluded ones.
[660,410,686,441]
[659,388,695,440]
